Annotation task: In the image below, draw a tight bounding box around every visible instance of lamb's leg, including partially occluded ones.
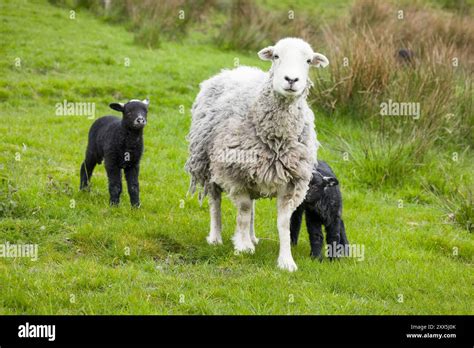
[124,164,140,207]
[230,193,254,253]
[276,189,299,272]
[249,200,259,245]
[105,164,122,206]
[339,219,349,246]
[206,184,222,245]
[305,208,324,260]
[290,204,304,245]
[325,219,342,260]
[80,156,97,190]
[326,218,349,258]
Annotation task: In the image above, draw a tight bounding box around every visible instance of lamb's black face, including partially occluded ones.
[123,102,148,130]
[305,171,339,202]
[109,99,149,130]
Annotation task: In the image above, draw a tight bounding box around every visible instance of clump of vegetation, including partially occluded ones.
[214,0,318,52]
[426,183,473,233]
[311,0,473,145]
[49,0,216,48]
[214,0,276,51]
[335,132,423,188]
[418,152,473,233]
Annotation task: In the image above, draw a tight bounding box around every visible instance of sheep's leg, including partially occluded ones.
[124,164,140,208]
[230,193,255,253]
[206,185,222,245]
[290,204,305,245]
[105,164,122,206]
[80,157,97,190]
[305,208,324,260]
[276,189,299,272]
[249,200,259,245]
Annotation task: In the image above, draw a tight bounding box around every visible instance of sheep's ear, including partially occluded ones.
[323,176,339,187]
[142,98,150,108]
[258,46,274,61]
[109,103,124,112]
[311,53,329,68]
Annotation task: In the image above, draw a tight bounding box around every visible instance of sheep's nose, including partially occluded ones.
[136,116,146,124]
[284,76,299,84]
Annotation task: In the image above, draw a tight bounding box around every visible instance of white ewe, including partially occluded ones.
[185,38,329,271]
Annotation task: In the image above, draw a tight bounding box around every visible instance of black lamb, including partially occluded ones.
[290,160,349,260]
[80,98,149,207]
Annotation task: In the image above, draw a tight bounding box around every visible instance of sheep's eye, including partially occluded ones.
[306,59,311,64]
[274,55,279,60]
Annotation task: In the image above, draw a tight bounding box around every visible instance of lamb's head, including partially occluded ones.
[305,169,339,202]
[258,38,329,98]
[110,98,150,130]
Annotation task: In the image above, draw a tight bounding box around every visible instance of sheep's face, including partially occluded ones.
[110,99,149,130]
[258,38,329,98]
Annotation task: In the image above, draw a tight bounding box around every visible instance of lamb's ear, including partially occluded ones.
[142,98,150,108]
[323,176,339,187]
[258,46,274,61]
[109,103,124,112]
[311,53,329,68]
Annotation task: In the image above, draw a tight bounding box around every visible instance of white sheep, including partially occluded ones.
[185,38,329,271]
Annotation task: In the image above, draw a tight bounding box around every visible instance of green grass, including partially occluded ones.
[0,0,472,314]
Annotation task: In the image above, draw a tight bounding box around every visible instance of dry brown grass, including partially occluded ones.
[215,0,319,51]
[311,0,473,148]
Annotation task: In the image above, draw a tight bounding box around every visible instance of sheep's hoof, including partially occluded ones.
[232,235,255,254]
[206,234,223,245]
[233,246,255,255]
[277,256,298,272]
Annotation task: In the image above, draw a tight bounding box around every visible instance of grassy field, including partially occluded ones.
[0,0,472,314]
